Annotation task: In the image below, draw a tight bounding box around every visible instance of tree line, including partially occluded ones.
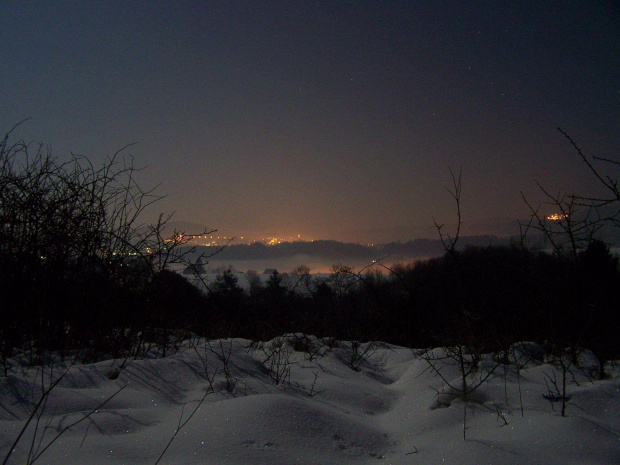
[197,242,618,375]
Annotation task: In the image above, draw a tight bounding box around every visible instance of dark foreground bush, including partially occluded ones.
[0,126,208,369]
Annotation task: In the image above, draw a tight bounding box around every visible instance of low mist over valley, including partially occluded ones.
[187,235,513,274]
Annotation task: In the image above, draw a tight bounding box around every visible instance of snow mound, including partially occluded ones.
[0,337,619,464]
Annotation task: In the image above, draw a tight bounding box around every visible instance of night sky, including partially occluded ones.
[2,1,618,243]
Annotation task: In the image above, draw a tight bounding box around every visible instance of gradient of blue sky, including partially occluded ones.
[1,1,618,242]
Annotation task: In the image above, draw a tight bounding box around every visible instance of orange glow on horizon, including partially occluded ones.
[546,213,568,221]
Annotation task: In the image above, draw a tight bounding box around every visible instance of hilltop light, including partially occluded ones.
[546,213,568,221]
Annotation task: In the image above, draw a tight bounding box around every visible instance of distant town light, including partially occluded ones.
[546,213,568,221]
[179,232,314,247]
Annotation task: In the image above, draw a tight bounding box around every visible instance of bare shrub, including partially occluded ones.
[205,339,237,393]
[288,333,323,361]
[422,345,499,440]
[346,340,386,372]
[256,337,294,385]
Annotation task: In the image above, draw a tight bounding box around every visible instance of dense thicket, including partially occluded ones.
[0,129,207,368]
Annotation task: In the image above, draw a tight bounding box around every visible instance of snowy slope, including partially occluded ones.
[1,337,618,464]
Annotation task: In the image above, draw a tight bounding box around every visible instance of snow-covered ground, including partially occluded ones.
[1,337,618,464]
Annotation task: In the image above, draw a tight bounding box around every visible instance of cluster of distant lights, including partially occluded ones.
[546,213,569,221]
[177,234,310,246]
[165,234,379,247]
